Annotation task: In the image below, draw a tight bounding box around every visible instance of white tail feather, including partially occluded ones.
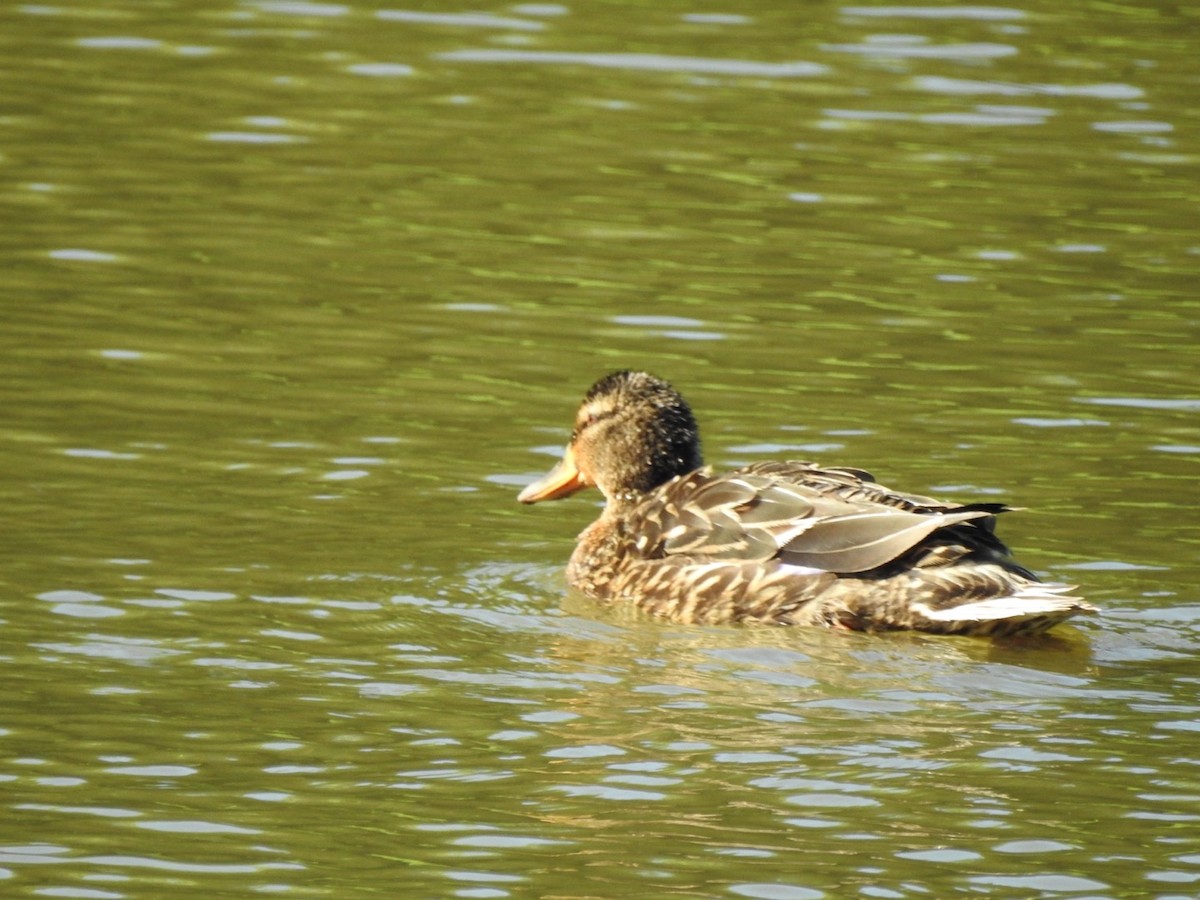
[914,582,1092,624]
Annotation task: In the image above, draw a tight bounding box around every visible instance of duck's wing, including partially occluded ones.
[740,460,1002,515]
[631,462,1012,575]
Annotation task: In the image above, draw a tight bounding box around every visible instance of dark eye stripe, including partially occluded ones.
[574,407,614,438]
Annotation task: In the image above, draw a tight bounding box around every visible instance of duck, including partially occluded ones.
[518,370,1096,636]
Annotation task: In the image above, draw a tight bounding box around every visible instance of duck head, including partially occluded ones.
[518,370,703,506]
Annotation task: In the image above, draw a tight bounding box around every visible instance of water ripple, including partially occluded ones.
[437,49,829,77]
[841,6,1026,19]
[378,10,545,30]
[822,40,1017,59]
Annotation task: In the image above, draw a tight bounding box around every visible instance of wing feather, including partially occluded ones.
[779,509,994,573]
[628,461,1013,574]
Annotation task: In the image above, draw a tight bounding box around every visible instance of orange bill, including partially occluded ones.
[518,446,590,503]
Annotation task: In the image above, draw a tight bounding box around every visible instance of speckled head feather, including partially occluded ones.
[573,371,703,500]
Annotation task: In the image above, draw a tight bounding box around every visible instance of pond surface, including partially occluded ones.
[2,1,1198,897]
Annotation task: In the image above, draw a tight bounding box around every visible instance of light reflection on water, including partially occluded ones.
[6,375,1197,897]
[6,557,1200,896]
[3,0,1198,896]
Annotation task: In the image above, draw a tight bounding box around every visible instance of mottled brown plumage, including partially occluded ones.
[518,371,1096,636]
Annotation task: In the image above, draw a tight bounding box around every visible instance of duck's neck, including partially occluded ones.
[603,462,702,515]
[604,488,650,514]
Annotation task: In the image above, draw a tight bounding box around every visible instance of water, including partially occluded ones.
[2,1,1198,897]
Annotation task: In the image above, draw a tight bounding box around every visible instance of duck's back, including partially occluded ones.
[626,461,1016,574]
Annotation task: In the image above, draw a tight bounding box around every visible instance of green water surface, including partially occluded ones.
[2,1,1198,898]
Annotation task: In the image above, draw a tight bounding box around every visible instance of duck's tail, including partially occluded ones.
[913,582,1097,637]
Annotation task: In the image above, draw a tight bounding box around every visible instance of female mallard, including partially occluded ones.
[518,370,1096,636]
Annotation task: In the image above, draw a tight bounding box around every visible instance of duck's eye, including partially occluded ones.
[572,410,604,440]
